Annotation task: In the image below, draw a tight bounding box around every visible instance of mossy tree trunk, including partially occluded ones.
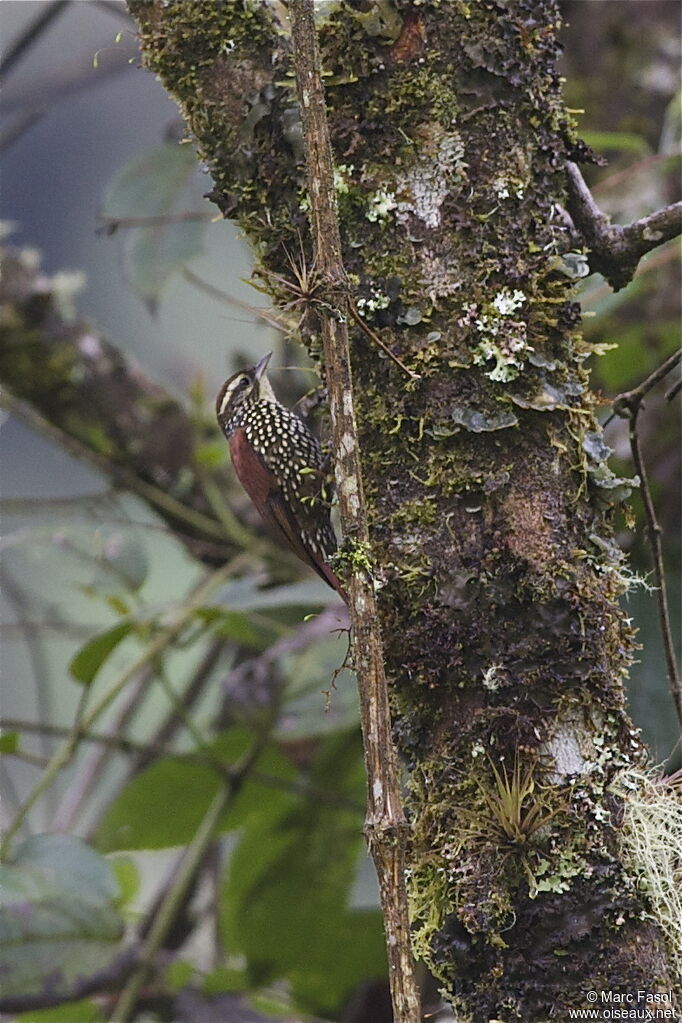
[127,1,679,1018]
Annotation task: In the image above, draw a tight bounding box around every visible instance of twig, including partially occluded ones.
[565,161,682,291]
[1,717,364,812]
[110,732,270,1022]
[289,4,420,1021]
[348,301,421,381]
[611,349,682,728]
[50,662,157,833]
[99,210,213,233]
[0,562,235,859]
[182,266,287,332]
[1,388,229,544]
[0,1,69,81]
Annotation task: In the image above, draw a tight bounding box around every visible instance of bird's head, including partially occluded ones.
[216,352,277,429]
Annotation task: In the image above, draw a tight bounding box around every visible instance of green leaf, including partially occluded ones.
[109,855,140,907]
[581,130,651,155]
[0,731,19,754]
[221,730,385,1016]
[123,219,205,313]
[194,607,267,648]
[69,621,133,686]
[0,835,125,1002]
[96,756,221,851]
[95,730,297,852]
[202,966,249,995]
[103,143,207,312]
[17,999,104,1023]
[165,958,196,992]
[104,143,200,219]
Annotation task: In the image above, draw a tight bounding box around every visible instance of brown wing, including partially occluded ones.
[229,428,345,598]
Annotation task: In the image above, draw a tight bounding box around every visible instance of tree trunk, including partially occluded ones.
[123,0,682,1017]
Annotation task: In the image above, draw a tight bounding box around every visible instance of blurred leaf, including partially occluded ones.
[165,958,196,991]
[123,220,205,313]
[194,440,229,468]
[95,730,297,852]
[221,730,385,1016]
[203,966,249,995]
[0,732,19,754]
[17,1000,104,1023]
[104,143,200,220]
[581,130,651,155]
[214,578,343,611]
[69,621,133,686]
[108,855,140,908]
[98,531,149,593]
[586,321,680,392]
[195,606,267,648]
[103,143,207,312]
[0,835,124,1001]
[279,637,359,740]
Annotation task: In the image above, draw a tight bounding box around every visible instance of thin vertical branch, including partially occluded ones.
[288,3,420,1021]
[613,349,682,728]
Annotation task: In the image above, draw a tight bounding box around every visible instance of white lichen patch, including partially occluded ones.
[338,431,355,458]
[395,130,467,230]
[366,188,397,223]
[540,712,592,781]
[491,287,526,316]
[460,288,532,383]
[481,663,505,691]
[356,285,390,317]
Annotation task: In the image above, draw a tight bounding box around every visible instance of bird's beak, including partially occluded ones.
[253,352,272,381]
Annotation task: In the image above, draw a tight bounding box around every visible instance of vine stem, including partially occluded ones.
[110,785,226,1021]
[289,3,421,1020]
[0,561,234,859]
[109,729,272,1021]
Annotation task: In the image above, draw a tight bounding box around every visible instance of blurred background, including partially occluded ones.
[0,2,680,1021]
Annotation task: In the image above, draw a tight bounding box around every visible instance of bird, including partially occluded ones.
[216,352,346,600]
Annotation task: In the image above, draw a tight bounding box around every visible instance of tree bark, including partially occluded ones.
[27,0,682,1018]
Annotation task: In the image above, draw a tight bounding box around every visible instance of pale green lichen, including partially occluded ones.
[612,768,682,977]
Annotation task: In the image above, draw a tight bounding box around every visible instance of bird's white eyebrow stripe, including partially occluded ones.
[219,379,240,416]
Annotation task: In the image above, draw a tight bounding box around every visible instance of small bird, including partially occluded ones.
[216,352,345,599]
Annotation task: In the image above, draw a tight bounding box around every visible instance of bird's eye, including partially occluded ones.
[238,376,250,389]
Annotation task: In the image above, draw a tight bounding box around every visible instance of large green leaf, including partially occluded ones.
[0,835,125,1002]
[103,143,207,311]
[95,730,298,852]
[221,730,386,1016]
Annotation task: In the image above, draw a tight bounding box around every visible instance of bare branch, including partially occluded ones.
[610,349,682,727]
[0,1,69,82]
[566,161,682,291]
[289,3,420,1021]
